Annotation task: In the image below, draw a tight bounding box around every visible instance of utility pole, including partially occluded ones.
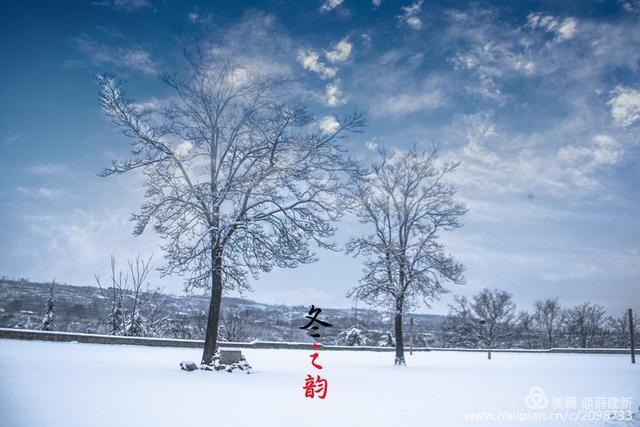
[409,317,414,356]
[289,306,294,342]
[629,308,636,364]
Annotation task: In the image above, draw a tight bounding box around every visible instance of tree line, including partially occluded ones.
[440,289,637,350]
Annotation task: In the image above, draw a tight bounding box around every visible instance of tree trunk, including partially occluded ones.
[201,246,223,365]
[394,299,405,366]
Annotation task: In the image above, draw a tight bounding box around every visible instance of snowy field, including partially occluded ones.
[0,339,638,427]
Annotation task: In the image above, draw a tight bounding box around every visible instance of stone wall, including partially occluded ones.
[0,328,635,354]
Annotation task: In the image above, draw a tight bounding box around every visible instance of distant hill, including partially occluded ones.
[0,278,446,344]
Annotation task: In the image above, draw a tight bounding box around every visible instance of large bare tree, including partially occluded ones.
[565,302,607,348]
[533,298,565,348]
[442,289,518,357]
[98,33,363,364]
[347,147,466,365]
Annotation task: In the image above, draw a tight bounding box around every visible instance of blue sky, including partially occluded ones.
[1,0,639,315]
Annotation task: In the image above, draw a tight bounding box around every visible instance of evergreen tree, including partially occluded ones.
[41,286,55,331]
[109,297,124,336]
[126,309,145,337]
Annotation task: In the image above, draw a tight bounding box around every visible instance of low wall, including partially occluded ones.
[0,328,635,355]
[0,328,407,351]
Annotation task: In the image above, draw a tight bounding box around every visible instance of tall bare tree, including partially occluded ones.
[347,147,466,365]
[98,33,363,364]
[565,302,607,348]
[533,298,565,348]
[95,256,126,335]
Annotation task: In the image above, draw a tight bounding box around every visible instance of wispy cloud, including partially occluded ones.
[92,0,150,12]
[325,80,347,106]
[73,34,159,75]
[319,0,344,13]
[188,12,199,23]
[526,13,578,42]
[318,116,340,134]
[444,114,627,202]
[3,133,21,144]
[297,49,337,79]
[326,39,352,63]
[16,186,69,200]
[608,86,640,127]
[369,73,446,116]
[399,0,424,29]
[24,163,67,175]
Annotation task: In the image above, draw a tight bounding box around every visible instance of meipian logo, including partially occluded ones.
[525,387,549,410]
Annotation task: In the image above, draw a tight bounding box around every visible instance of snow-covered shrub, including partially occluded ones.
[416,332,437,347]
[335,327,371,346]
[377,331,395,347]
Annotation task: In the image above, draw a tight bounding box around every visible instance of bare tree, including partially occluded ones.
[95,255,126,335]
[514,311,537,349]
[442,290,518,354]
[97,32,363,364]
[606,311,639,348]
[347,147,466,365]
[219,310,252,342]
[533,298,565,348]
[565,303,607,348]
[95,254,167,337]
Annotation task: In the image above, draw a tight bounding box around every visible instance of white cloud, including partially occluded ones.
[447,115,626,200]
[16,186,69,200]
[526,13,578,41]
[619,0,640,14]
[73,35,159,75]
[24,163,67,175]
[557,18,578,40]
[318,116,340,134]
[365,138,379,150]
[406,16,422,30]
[372,0,382,7]
[4,133,21,144]
[175,141,193,157]
[447,11,540,101]
[297,49,337,79]
[325,80,347,106]
[370,76,445,116]
[558,134,623,168]
[326,39,352,63]
[92,0,149,11]
[373,91,442,116]
[608,86,640,127]
[320,0,344,13]
[399,0,424,29]
[188,12,199,23]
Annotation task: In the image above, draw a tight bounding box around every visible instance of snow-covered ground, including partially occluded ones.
[0,339,638,427]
